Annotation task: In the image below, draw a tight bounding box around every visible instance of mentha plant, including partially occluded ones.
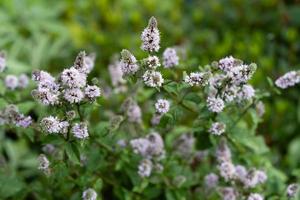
[0,17,300,200]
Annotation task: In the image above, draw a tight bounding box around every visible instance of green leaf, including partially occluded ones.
[65,143,81,165]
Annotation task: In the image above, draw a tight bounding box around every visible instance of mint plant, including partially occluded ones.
[0,17,300,200]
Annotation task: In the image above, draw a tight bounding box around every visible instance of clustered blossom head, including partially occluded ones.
[138,159,153,177]
[72,122,89,139]
[38,154,50,175]
[0,105,32,128]
[287,183,299,198]
[209,122,226,135]
[204,173,219,189]
[40,116,69,134]
[0,51,6,72]
[82,188,97,200]
[123,98,142,123]
[32,52,100,105]
[85,85,101,100]
[143,70,164,87]
[130,132,165,177]
[173,133,195,159]
[141,16,160,52]
[207,97,225,113]
[184,72,211,87]
[247,193,264,200]
[275,70,300,89]
[144,55,160,69]
[163,47,179,68]
[220,187,238,200]
[4,74,30,90]
[155,99,170,114]
[73,51,96,74]
[120,49,139,75]
[215,139,268,199]
[185,56,257,113]
[60,67,86,88]
[108,59,126,90]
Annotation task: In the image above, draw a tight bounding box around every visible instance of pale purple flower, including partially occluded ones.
[256,101,265,117]
[155,99,170,114]
[216,140,232,163]
[219,161,236,181]
[18,74,29,89]
[42,144,56,155]
[209,122,226,135]
[237,84,255,101]
[32,70,55,83]
[61,67,86,88]
[5,75,18,90]
[126,102,142,123]
[72,123,89,139]
[38,154,50,170]
[287,183,298,198]
[82,188,97,200]
[73,51,95,74]
[108,60,126,87]
[204,173,219,189]
[247,193,264,200]
[38,80,60,93]
[141,17,160,52]
[31,89,60,105]
[143,70,164,87]
[235,165,247,182]
[163,47,179,68]
[85,85,101,100]
[145,55,160,69]
[184,72,210,86]
[63,88,84,103]
[218,56,235,72]
[15,115,32,128]
[275,70,300,89]
[244,169,267,188]
[120,49,139,75]
[207,97,225,113]
[138,159,153,177]
[220,187,238,200]
[228,64,256,85]
[40,116,62,134]
[173,133,195,158]
[130,138,151,156]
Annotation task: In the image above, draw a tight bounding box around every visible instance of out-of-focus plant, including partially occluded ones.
[0,16,300,200]
[0,0,72,73]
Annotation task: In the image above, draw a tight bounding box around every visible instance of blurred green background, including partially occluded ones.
[1,0,300,194]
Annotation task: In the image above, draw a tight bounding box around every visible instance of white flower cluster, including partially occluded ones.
[204,173,219,189]
[120,49,139,75]
[220,187,238,200]
[163,47,179,68]
[215,139,267,199]
[209,122,226,135]
[82,188,97,200]
[155,99,170,114]
[142,70,164,87]
[144,55,161,70]
[247,193,264,200]
[141,17,160,52]
[38,154,50,175]
[287,183,298,198]
[184,72,211,87]
[4,74,29,90]
[108,59,127,93]
[200,56,257,113]
[275,70,300,89]
[40,116,69,134]
[130,132,165,177]
[32,52,100,105]
[72,122,89,139]
[0,104,32,128]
